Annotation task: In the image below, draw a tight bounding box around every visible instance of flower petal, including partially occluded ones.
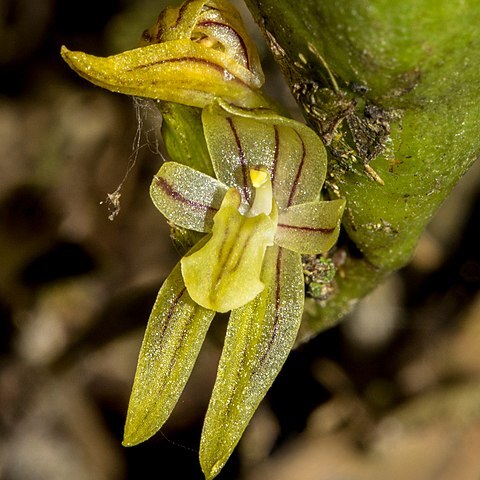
[199,245,304,479]
[144,0,264,85]
[203,102,328,208]
[202,104,277,204]
[193,0,264,82]
[276,198,346,254]
[141,0,264,85]
[123,259,215,446]
[143,0,208,43]
[150,162,228,232]
[181,188,276,312]
[61,40,264,108]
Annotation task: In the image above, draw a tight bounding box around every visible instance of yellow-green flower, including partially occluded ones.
[124,100,345,478]
[60,1,345,477]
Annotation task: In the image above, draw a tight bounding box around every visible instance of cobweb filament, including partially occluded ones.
[102,97,165,220]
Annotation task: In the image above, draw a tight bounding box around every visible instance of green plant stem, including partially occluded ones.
[245,0,480,339]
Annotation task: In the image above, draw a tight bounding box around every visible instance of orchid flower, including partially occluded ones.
[60,0,346,478]
[126,100,345,478]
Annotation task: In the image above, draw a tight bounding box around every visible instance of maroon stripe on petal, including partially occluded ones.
[173,1,190,29]
[274,247,282,323]
[127,56,248,87]
[254,248,282,373]
[286,132,306,207]
[271,125,280,187]
[154,176,218,213]
[152,285,188,380]
[167,289,197,376]
[196,20,251,70]
[277,222,336,234]
[165,287,187,332]
[226,117,251,203]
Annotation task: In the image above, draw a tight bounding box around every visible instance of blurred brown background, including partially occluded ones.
[0,1,479,479]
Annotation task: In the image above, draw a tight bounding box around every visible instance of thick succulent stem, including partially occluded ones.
[244,0,480,339]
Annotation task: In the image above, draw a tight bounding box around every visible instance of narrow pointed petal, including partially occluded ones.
[150,162,228,232]
[200,246,304,479]
[276,198,346,254]
[202,102,328,208]
[181,188,276,312]
[123,260,215,446]
[61,41,263,108]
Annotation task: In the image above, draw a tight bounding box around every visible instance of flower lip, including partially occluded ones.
[181,186,276,312]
